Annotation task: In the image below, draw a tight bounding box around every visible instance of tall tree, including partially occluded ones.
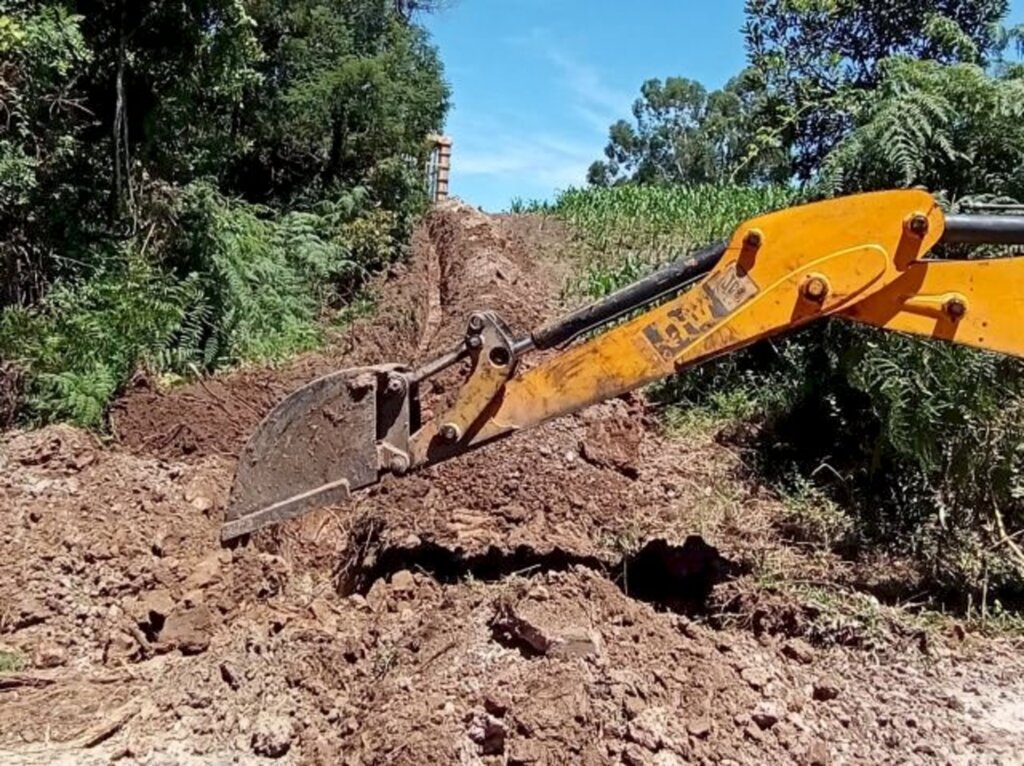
[0,0,451,426]
[72,0,262,215]
[234,0,449,205]
[744,0,1010,178]
[392,0,454,20]
[821,57,1024,201]
[0,0,449,305]
[588,73,788,187]
[0,5,93,305]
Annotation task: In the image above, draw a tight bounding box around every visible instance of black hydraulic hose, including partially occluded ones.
[943,215,1024,246]
[524,240,727,352]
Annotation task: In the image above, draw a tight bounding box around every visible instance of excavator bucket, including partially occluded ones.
[221,365,410,541]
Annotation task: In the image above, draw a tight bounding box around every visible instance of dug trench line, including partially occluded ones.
[110,200,555,461]
[111,198,676,566]
[337,513,742,618]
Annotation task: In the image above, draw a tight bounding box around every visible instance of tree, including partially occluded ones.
[588,73,788,187]
[72,0,262,215]
[392,0,454,20]
[743,0,1010,179]
[0,0,450,303]
[0,0,265,285]
[0,0,451,425]
[821,58,1024,200]
[233,0,449,205]
[0,5,93,306]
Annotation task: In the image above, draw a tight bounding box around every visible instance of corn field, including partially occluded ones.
[538,184,800,299]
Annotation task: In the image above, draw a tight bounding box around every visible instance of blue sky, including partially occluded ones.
[425,0,1024,212]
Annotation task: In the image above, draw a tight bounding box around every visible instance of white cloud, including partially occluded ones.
[575,104,619,135]
[544,47,630,120]
[507,27,633,136]
[442,28,634,208]
[456,131,592,190]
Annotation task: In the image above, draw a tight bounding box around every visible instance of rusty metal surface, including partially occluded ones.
[222,366,402,541]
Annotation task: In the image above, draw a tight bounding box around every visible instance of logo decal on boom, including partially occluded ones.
[641,262,759,361]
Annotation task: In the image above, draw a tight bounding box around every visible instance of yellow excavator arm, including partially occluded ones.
[222,190,1024,541]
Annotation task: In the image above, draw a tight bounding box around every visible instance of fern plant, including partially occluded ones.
[167,182,386,368]
[820,58,1024,200]
[0,179,405,428]
[0,254,199,426]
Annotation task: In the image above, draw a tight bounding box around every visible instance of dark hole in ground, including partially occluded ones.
[339,519,743,617]
[341,538,607,595]
[140,610,165,643]
[615,536,745,616]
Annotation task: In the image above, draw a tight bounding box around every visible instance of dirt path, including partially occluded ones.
[3,202,1024,765]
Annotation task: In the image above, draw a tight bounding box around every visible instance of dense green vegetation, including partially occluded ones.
[524,185,799,297]
[568,1,1024,602]
[0,0,448,426]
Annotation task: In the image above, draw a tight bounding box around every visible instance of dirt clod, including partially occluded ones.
[390,569,416,592]
[133,589,176,622]
[251,713,293,758]
[812,675,842,702]
[741,665,772,690]
[184,552,222,590]
[466,711,507,755]
[490,598,604,661]
[687,717,712,739]
[31,642,67,669]
[804,739,832,765]
[782,638,816,665]
[622,743,649,766]
[159,605,213,655]
[751,702,783,730]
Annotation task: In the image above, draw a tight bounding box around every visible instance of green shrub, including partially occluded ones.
[678,325,1024,595]
[0,181,404,428]
[166,183,357,366]
[777,474,855,550]
[0,256,201,426]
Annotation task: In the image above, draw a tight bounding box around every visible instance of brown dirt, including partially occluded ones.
[110,204,559,460]
[3,201,1024,765]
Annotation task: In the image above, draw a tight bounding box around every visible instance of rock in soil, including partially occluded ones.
[812,674,843,702]
[251,713,293,758]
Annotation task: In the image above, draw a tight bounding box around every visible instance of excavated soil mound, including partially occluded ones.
[3,203,1024,765]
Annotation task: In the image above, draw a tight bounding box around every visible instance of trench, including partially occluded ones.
[338,521,744,618]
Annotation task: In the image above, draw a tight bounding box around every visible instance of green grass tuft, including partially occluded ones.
[0,650,24,674]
